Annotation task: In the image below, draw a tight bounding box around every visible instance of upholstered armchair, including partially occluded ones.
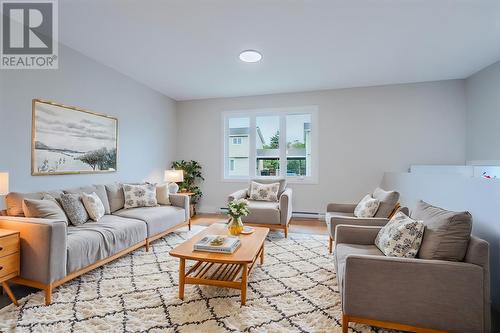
[325,188,402,253]
[334,204,491,333]
[228,178,292,237]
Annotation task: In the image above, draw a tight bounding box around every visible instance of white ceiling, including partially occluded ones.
[59,0,500,101]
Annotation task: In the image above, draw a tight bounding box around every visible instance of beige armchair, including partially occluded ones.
[228,179,292,237]
[325,188,402,253]
[334,212,491,333]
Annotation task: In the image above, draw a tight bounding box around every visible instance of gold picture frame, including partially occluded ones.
[31,99,118,176]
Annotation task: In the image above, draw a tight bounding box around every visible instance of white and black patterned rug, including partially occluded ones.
[0,226,387,333]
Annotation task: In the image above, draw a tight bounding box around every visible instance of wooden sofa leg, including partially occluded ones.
[284,225,288,238]
[188,219,191,231]
[329,236,333,254]
[342,314,349,333]
[145,239,150,252]
[44,284,53,305]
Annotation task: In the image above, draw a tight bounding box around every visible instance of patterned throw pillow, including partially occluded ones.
[375,211,425,258]
[60,193,89,226]
[249,181,280,202]
[354,194,380,217]
[123,183,158,209]
[81,192,105,222]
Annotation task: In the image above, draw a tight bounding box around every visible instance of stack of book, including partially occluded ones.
[194,235,241,254]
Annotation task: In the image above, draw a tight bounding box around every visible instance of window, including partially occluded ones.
[223,107,317,182]
[226,117,250,177]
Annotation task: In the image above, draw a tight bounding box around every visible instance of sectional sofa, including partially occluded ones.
[0,183,190,305]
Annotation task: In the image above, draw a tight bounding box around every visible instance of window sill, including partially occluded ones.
[222,177,318,184]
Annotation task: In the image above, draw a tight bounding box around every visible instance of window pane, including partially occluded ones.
[286,114,311,176]
[256,115,280,176]
[227,117,249,176]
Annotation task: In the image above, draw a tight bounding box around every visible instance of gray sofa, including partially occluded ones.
[228,178,292,237]
[0,183,190,305]
[325,188,402,253]
[335,202,491,333]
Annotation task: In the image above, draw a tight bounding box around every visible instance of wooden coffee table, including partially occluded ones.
[169,223,269,305]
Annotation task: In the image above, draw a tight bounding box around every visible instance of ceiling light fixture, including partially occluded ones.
[239,50,262,63]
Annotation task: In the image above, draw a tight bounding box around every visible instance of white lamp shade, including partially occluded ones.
[164,169,184,183]
[0,173,9,195]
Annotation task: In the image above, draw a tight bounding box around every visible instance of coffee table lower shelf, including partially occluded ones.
[178,245,264,305]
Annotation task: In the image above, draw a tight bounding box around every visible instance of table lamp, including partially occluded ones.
[164,169,184,194]
[0,172,8,196]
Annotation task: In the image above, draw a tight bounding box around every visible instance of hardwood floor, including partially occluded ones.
[191,213,327,235]
[0,214,327,309]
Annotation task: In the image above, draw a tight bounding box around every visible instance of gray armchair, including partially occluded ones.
[334,206,491,333]
[228,179,292,237]
[325,188,402,253]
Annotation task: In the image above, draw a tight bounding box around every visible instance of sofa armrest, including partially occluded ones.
[0,216,67,284]
[228,189,247,203]
[169,194,190,221]
[326,203,356,213]
[279,188,292,226]
[334,225,382,245]
[327,215,388,239]
[343,255,485,332]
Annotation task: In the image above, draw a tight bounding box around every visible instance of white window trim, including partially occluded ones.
[221,106,319,184]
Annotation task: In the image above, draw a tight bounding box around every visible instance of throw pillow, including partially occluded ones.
[249,181,280,202]
[22,198,68,224]
[60,193,89,226]
[81,192,105,222]
[375,211,425,258]
[123,183,158,209]
[354,194,380,218]
[156,184,171,205]
[412,200,472,261]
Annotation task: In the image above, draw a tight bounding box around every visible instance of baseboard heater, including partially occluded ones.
[219,208,324,220]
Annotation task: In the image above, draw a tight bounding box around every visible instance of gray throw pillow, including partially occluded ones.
[372,187,400,218]
[60,193,89,226]
[105,182,125,213]
[412,200,472,261]
[22,198,68,224]
[64,185,110,214]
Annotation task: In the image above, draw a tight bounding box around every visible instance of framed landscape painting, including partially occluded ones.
[32,99,118,175]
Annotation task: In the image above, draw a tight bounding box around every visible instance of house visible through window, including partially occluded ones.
[223,107,317,182]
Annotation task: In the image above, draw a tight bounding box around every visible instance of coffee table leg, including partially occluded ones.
[179,258,185,300]
[241,263,248,305]
[260,245,265,265]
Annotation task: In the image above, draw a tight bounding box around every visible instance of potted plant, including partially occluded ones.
[171,160,204,215]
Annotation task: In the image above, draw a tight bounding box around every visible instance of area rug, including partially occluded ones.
[0,226,389,333]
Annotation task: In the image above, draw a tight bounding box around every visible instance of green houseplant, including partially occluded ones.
[171,160,204,205]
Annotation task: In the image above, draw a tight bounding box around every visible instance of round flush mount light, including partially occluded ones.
[239,50,262,63]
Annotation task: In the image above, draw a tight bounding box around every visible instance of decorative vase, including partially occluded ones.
[227,217,244,236]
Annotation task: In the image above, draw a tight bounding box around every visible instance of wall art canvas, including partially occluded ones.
[32,99,118,175]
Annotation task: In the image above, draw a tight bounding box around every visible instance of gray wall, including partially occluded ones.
[0,44,177,207]
[381,172,500,321]
[176,80,467,213]
[465,60,500,162]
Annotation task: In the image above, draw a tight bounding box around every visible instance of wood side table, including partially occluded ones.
[0,229,20,306]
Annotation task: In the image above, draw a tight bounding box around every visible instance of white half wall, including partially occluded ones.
[0,44,177,205]
[381,171,500,314]
[176,80,467,213]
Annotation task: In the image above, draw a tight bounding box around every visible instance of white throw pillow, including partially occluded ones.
[249,181,280,202]
[156,184,171,205]
[375,211,425,258]
[81,192,105,222]
[123,183,158,209]
[354,194,380,217]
